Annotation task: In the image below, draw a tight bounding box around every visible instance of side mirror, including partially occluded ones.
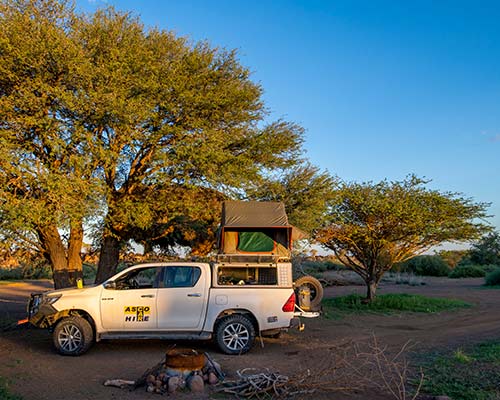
[103,281,116,290]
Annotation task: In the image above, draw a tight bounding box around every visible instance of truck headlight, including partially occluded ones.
[28,294,62,317]
[44,294,62,305]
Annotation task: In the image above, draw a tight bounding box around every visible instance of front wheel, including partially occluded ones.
[214,315,255,355]
[53,316,94,356]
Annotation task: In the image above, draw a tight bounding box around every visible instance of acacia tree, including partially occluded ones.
[1,1,317,285]
[315,176,491,301]
[0,0,101,288]
[71,8,304,282]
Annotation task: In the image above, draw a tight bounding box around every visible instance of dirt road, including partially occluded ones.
[1,278,499,399]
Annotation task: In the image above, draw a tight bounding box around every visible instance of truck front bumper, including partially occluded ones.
[26,293,59,328]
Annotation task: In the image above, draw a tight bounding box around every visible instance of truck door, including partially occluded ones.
[156,265,208,330]
[100,266,160,330]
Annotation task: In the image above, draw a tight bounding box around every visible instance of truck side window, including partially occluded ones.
[115,267,161,290]
[161,266,201,288]
[217,266,277,285]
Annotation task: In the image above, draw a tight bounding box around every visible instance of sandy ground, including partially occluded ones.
[1,277,499,400]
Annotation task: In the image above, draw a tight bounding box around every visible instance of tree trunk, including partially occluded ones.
[65,223,84,286]
[68,224,84,267]
[37,223,83,290]
[142,240,153,257]
[365,279,378,302]
[95,234,120,283]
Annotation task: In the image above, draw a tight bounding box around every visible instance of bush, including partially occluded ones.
[398,255,450,277]
[322,293,470,317]
[0,262,52,280]
[448,264,487,278]
[23,263,52,279]
[82,263,97,281]
[292,257,345,279]
[484,267,500,286]
[0,268,23,280]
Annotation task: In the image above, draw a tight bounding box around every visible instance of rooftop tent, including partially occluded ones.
[221,201,289,228]
[218,201,307,257]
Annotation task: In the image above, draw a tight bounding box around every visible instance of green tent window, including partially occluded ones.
[237,231,275,252]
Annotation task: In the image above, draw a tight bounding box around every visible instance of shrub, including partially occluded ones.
[323,293,470,317]
[82,263,97,281]
[0,268,23,280]
[22,263,52,279]
[448,264,486,278]
[399,255,450,277]
[292,257,345,279]
[0,262,52,280]
[484,267,500,286]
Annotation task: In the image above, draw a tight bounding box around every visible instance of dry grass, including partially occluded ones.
[217,336,423,399]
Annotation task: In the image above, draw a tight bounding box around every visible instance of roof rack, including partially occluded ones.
[215,254,289,265]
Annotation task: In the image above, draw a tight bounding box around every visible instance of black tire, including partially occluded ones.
[53,316,94,356]
[294,275,324,309]
[214,314,255,355]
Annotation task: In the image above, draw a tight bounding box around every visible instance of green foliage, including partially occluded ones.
[82,263,97,281]
[1,0,317,282]
[468,231,500,265]
[448,264,494,278]
[421,342,500,400]
[0,378,22,400]
[0,0,101,286]
[322,293,470,318]
[484,267,500,286]
[76,5,305,258]
[0,268,22,281]
[315,175,491,300]
[399,255,450,277]
[453,349,473,364]
[246,163,337,234]
[0,264,52,280]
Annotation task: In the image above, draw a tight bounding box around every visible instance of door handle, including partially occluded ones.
[187,293,201,297]
[141,294,155,298]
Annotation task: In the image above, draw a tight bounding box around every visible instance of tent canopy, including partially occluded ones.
[221,201,289,228]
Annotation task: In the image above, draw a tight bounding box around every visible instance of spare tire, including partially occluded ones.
[294,275,324,309]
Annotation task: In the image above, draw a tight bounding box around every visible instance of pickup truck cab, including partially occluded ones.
[28,261,304,356]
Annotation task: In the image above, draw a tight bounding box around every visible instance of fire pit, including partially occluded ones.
[165,348,206,375]
[103,348,224,394]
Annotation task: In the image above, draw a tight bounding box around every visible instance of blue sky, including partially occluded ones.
[80,0,500,229]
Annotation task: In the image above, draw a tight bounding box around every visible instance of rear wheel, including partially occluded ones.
[214,314,255,355]
[53,316,94,356]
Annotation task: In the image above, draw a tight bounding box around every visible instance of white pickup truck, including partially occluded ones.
[27,260,316,356]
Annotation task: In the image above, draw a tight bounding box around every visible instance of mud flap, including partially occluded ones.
[290,317,305,331]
